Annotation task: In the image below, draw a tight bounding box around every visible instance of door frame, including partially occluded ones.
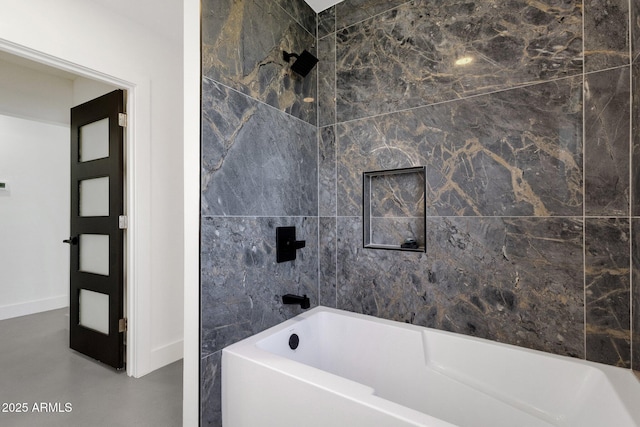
[0,40,143,377]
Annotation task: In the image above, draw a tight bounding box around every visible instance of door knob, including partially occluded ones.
[63,236,79,245]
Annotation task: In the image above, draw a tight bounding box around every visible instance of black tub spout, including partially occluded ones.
[282,294,310,309]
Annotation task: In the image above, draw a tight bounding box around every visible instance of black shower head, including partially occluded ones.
[283,50,319,77]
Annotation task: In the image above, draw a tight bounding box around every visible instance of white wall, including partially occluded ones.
[0,0,184,377]
[0,59,72,124]
[0,115,69,319]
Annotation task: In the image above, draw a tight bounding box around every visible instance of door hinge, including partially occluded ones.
[119,318,127,333]
[118,113,127,127]
[119,215,128,230]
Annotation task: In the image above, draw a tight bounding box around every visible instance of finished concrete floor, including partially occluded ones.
[0,308,182,427]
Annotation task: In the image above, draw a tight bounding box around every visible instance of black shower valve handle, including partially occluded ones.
[286,238,305,250]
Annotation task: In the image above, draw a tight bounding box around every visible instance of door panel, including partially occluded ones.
[68,89,125,369]
[79,177,110,217]
[79,117,110,162]
[78,234,110,276]
[79,289,110,335]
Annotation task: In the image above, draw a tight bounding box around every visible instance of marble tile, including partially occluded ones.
[274,0,316,36]
[633,219,640,371]
[202,0,317,124]
[337,77,583,217]
[584,67,630,216]
[201,79,318,217]
[633,61,640,216]
[585,218,631,368]
[319,217,337,307]
[318,5,335,39]
[318,34,336,127]
[319,125,336,216]
[337,216,585,358]
[336,0,409,30]
[200,216,319,355]
[584,0,630,72]
[336,0,583,122]
[336,216,427,322]
[633,0,640,63]
[200,352,221,427]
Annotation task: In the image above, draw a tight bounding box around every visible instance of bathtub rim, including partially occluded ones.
[222,306,640,426]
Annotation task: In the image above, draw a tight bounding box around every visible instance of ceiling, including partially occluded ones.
[305,0,344,12]
[0,51,78,81]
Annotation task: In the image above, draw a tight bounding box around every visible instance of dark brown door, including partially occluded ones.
[66,90,125,369]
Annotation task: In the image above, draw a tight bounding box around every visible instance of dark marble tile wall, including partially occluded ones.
[634,1,640,62]
[584,67,630,216]
[200,0,320,424]
[274,0,316,34]
[335,0,409,30]
[585,218,631,367]
[201,0,317,125]
[201,79,318,217]
[336,78,583,218]
[634,60,640,217]
[318,0,638,370]
[584,0,630,72]
[318,34,336,127]
[336,216,585,357]
[319,217,337,307]
[335,0,583,122]
[633,219,640,371]
[318,5,335,39]
[201,216,319,357]
[319,125,336,216]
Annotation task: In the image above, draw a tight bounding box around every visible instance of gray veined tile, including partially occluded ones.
[200,352,222,427]
[318,5,336,39]
[318,34,337,127]
[584,67,630,216]
[274,0,317,36]
[585,218,631,368]
[319,217,337,308]
[201,80,318,217]
[633,219,640,371]
[319,125,337,216]
[200,216,319,355]
[336,0,409,31]
[336,216,585,359]
[336,77,583,217]
[584,0,630,72]
[335,0,582,122]
[202,0,317,125]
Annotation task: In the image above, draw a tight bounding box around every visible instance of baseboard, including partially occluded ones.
[0,295,68,321]
[149,339,184,373]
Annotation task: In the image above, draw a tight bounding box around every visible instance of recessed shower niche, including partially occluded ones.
[363,166,426,252]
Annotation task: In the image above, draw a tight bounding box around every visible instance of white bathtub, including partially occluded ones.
[222,307,640,427]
